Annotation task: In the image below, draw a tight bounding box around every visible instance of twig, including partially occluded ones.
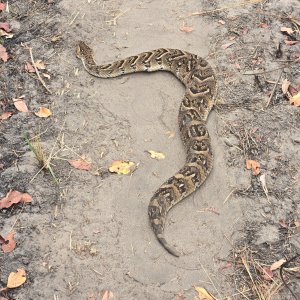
[223,188,236,204]
[265,70,283,108]
[199,262,221,299]
[26,45,52,94]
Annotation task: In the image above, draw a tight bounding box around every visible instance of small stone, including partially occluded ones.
[263,206,271,213]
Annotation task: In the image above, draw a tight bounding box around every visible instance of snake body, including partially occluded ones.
[76,42,216,256]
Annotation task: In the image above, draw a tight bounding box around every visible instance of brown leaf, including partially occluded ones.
[0,3,6,11]
[0,112,13,121]
[24,62,35,73]
[221,41,236,49]
[0,44,8,62]
[0,22,11,33]
[284,39,298,45]
[7,268,26,288]
[68,159,92,171]
[2,232,16,253]
[289,92,300,107]
[0,190,32,209]
[35,107,52,118]
[13,98,28,113]
[180,26,194,33]
[270,258,286,271]
[281,27,294,35]
[246,159,261,176]
[282,79,291,95]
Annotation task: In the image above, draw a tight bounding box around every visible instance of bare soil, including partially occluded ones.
[0,0,299,299]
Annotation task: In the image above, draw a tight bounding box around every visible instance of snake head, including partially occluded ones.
[76,41,92,59]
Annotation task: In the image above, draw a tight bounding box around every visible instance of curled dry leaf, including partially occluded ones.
[0,22,11,33]
[270,258,286,271]
[35,107,52,118]
[246,159,260,176]
[281,27,294,35]
[68,158,92,171]
[195,287,217,300]
[101,290,114,300]
[147,150,165,160]
[0,44,8,62]
[0,112,13,121]
[109,160,135,175]
[180,26,194,33]
[221,41,236,49]
[282,79,291,95]
[25,62,35,73]
[0,190,32,209]
[2,232,16,253]
[0,3,6,11]
[35,59,46,70]
[13,98,28,113]
[7,268,26,288]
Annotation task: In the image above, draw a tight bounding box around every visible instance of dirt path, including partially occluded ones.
[1,0,299,299]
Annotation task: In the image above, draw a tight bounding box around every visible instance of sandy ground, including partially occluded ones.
[1,0,299,299]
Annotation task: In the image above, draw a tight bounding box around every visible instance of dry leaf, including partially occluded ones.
[282,79,291,95]
[101,290,114,300]
[218,20,225,25]
[260,267,273,281]
[180,26,194,33]
[0,190,32,209]
[68,159,92,171]
[2,232,16,253]
[13,98,28,113]
[147,150,165,160]
[35,59,46,70]
[109,160,135,175]
[294,220,300,227]
[259,23,269,28]
[289,92,300,107]
[281,27,294,35]
[24,62,35,73]
[246,159,260,176]
[270,258,286,271]
[0,22,11,33]
[0,3,6,11]
[284,39,298,45]
[0,111,13,121]
[221,42,236,49]
[35,107,52,118]
[195,287,216,300]
[7,268,26,288]
[0,44,8,62]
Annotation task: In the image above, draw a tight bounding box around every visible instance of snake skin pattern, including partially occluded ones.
[76,41,216,256]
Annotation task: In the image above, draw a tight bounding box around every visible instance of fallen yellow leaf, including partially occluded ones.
[35,107,52,118]
[289,92,300,107]
[147,150,165,160]
[246,159,261,176]
[7,268,26,288]
[109,160,135,175]
[195,286,217,300]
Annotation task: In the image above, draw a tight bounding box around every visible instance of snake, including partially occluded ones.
[76,41,216,256]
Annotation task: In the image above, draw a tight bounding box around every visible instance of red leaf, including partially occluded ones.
[0,3,6,11]
[180,26,194,33]
[68,159,92,171]
[0,22,11,33]
[13,98,29,113]
[24,62,36,73]
[260,267,273,281]
[259,23,269,28]
[0,190,32,209]
[2,232,16,253]
[0,111,13,121]
[0,44,8,62]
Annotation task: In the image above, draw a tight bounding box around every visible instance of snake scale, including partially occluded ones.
[76,41,216,256]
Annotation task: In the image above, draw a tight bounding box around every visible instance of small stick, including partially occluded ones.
[223,188,236,204]
[26,46,52,94]
[265,70,283,108]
